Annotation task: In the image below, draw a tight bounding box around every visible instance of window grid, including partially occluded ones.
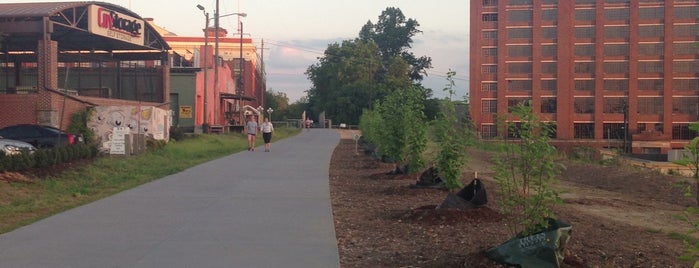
[673,123,698,140]
[674,24,699,37]
[483,13,498,22]
[604,44,629,56]
[508,45,533,57]
[639,25,664,37]
[483,31,498,39]
[574,97,595,113]
[673,97,699,115]
[639,7,665,20]
[507,62,533,73]
[673,61,699,73]
[542,9,557,21]
[603,123,626,139]
[481,65,498,74]
[481,124,498,139]
[508,28,533,39]
[604,61,629,74]
[604,26,630,39]
[575,79,595,91]
[604,79,629,91]
[541,80,557,91]
[508,10,533,22]
[674,6,699,19]
[508,80,533,91]
[575,26,595,39]
[639,43,664,56]
[574,123,595,139]
[542,45,557,57]
[673,79,699,91]
[638,97,664,114]
[542,62,557,74]
[508,97,532,109]
[638,79,664,91]
[604,8,630,21]
[482,100,498,113]
[541,97,557,113]
[575,44,595,56]
[638,61,664,73]
[674,43,699,55]
[542,27,557,39]
[481,82,497,92]
[575,9,596,21]
[603,97,627,113]
[483,47,498,57]
[575,62,595,73]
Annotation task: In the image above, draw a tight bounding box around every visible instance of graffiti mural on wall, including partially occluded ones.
[88,106,171,153]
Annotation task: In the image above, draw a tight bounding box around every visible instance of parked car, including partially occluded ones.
[0,138,37,155]
[0,124,83,148]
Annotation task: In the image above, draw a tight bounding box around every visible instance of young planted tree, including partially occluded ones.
[674,121,699,205]
[375,86,427,174]
[433,70,472,190]
[493,102,562,235]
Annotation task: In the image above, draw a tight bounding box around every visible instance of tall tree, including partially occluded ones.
[359,7,432,82]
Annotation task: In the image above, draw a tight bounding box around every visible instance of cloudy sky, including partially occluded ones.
[14,0,470,102]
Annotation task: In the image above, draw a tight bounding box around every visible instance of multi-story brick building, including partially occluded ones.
[470,0,699,156]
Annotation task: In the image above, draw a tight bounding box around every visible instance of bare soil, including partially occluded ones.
[330,130,696,267]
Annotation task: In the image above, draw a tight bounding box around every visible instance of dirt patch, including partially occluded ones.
[330,131,695,267]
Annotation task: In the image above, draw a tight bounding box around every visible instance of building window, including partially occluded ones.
[674,43,699,55]
[604,79,629,91]
[481,124,498,139]
[674,6,699,19]
[604,8,630,21]
[673,96,699,115]
[603,123,626,139]
[542,45,557,57]
[507,122,524,139]
[604,61,628,74]
[507,62,533,73]
[542,27,557,39]
[482,100,498,113]
[483,47,498,57]
[542,62,557,74]
[673,123,698,140]
[673,60,699,73]
[575,79,595,91]
[574,62,595,73]
[576,0,596,4]
[639,43,664,56]
[541,79,557,91]
[483,13,498,22]
[508,80,532,91]
[638,61,664,73]
[637,123,647,134]
[640,7,665,20]
[574,123,595,139]
[604,26,629,39]
[575,44,595,56]
[674,24,699,38]
[638,97,664,115]
[508,45,533,57]
[603,97,626,114]
[509,0,533,5]
[483,0,498,6]
[508,10,533,22]
[604,44,629,56]
[673,78,699,91]
[639,25,664,38]
[508,97,532,110]
[575,26,595,39]
[542,9,557,21]
[508,28,533,39]
[543,0,557,4]
[482,30,498,39]
[575,9,596,21]
[481,65,498,74]
[541,97,557,113]
[638,79,664,91]
[574,97,595,113]
[482,82,498,92]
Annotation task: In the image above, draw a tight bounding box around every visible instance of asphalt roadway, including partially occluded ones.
[0,129,341,268]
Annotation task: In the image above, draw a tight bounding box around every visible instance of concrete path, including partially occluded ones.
[0,129,341,268]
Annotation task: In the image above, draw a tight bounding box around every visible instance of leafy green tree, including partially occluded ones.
[674,122,699,205]
[493,102,562,236]
[359,7,432,82]
[375,85,427,173]
[434,70,473,190]
[264,89,289,121]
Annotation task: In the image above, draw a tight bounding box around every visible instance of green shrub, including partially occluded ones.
[169,126,185,141]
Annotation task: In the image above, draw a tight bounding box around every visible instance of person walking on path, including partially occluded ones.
[261,117,274,152]
[246,115,258,151]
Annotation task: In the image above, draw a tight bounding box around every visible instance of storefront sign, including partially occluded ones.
[88,5,145,46]
[180,106,192,119]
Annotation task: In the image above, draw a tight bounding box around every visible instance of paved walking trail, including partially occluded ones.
[0,129,341,268]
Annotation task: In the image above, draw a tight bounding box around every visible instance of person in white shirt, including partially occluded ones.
[260,117,274,152]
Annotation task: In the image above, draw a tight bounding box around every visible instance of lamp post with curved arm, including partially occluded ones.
[213,1,246,126]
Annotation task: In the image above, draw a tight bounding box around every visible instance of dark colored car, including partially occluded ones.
[0,124,83,148]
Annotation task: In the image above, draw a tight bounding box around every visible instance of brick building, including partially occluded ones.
[470,0,699,155]
[0,2,171,131]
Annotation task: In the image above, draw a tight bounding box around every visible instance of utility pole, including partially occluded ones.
[213,0,220,126]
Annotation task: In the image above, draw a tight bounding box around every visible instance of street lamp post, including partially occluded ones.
[212,0,246,127]
[196,4,209,133]
[266,107,274,121]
